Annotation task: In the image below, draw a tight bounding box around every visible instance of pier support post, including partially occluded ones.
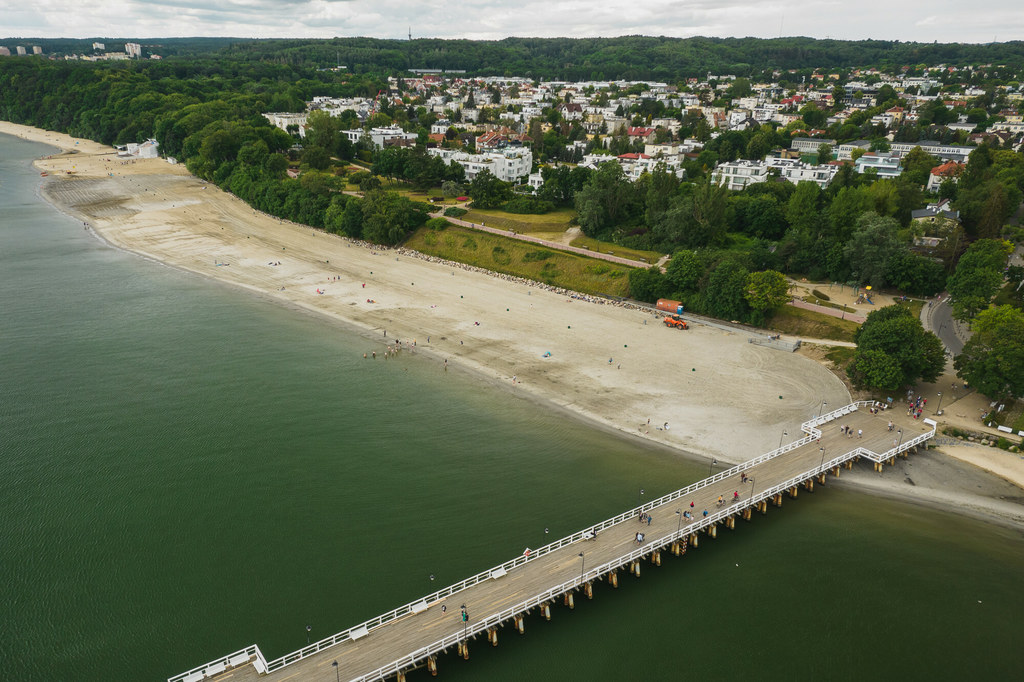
[832,466,841,477]
[631,560,641,577]
[584,581,593,599]
[844,460,853,470]
[689,532,700,548]
[651,550,661,566]
[488,627,498,647]
[541,602,551,620]
[707,523,718,539]
[817,473,826,485]
[725,516,736,530]
[564,592,575,610]
[608,570,618,588]
[398,670,407,682]
[772,493,783,507]
[514,614,525,634]
[804,478,814,492]
[757,500,768,515]
[788,486,798,499]
[742,507,752,521]
[428,655,438,676]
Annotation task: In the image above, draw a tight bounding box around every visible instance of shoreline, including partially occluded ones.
[3,120,1022,529]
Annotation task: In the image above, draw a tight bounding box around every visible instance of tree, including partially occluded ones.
[745,270,790,322]
[817,143,832,164]
[786,181,822,233]
[848,306,945,391]
[947,238,1012,321]
[628,266,668,303]
[361,190,427,245]
[574,162,639,238]
[844,213,901,289]
[467,169,513,209]
[705,260,751,322]
[954,306,1024,399]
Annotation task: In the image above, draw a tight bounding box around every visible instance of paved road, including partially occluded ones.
[921,297,967,356]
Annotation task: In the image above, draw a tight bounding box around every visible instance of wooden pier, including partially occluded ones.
[171,402,935,682]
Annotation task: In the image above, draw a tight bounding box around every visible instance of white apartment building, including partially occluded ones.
[343,125,418,149]
[888,140,975,163]
[854,153,902,178]
[125,42,142,59]
[711,160,770,190]
[264,113,309,137]
[765,158,838,188]
[836,140,871,160]
[428,147,533,183]
[790,137,837,154]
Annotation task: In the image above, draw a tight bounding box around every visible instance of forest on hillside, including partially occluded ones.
[13,35,1024,81]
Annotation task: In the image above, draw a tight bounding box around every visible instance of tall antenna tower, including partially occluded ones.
[408,27,412,41]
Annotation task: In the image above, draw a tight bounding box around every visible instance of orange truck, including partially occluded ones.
[656,299,688,329]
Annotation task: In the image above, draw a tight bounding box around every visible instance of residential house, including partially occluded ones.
[790,137,836,154]
[926,161,965,192]
[428,147,533,183]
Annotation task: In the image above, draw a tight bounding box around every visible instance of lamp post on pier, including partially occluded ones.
[675,509,682,537]
[818,400,828,418]
[460,604,468,641]
[935,391,943,415]
[332,661,340,682]
[749,477,756,504]
[819,446,827,471]
[708,458,717,477]
[578,552,585,583]
[779,430,788,450]
[897,428,904,451]
[306,624,311,645]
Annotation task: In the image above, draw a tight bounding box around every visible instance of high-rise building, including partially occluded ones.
[125,42,141,58]
[16,46,26,56]
[92,42,105,51]
[0,47,11,57]
[32,46,42,55]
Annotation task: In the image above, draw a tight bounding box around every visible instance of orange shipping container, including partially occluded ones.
[656,299,684,314]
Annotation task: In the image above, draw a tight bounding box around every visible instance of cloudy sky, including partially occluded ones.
[2,0,1021,43]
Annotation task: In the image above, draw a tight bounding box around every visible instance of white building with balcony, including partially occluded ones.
[428,147,533,183]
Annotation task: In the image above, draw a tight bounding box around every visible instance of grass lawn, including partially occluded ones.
[460,207,576,234]
[799,295,857,314]
[824,346,856,367]
[405,224,633,297]
[767,306,860,343]
[568,236,664,264]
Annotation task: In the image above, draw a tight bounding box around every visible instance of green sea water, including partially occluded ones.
[1,134,1022,681]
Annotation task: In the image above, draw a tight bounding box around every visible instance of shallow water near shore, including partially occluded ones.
[2,132,1023,681]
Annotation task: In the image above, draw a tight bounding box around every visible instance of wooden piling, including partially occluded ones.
[651,550,661,566]
[427,655,438,676]
[584,581,593,599]
[514,614,525,634]
[742,507,752,521]
[565,592,574,609]
[689,532,700,548]
[541,602,551,620]
[488,627,498,647]
[788,485,798,498]
[608,570,618,588]
[725,516,736,530]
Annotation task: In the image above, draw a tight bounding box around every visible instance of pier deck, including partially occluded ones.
[175,403,934,682]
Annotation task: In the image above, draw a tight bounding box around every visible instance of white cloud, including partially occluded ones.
[0,0,1020,43]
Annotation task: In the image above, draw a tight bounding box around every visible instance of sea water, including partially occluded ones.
[1,134,1021,681]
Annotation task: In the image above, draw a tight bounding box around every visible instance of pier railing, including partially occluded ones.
[345,413,937,682]
[169,402,934,682]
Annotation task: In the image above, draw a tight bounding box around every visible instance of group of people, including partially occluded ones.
[907,391,927,419]
[839,424,863,439]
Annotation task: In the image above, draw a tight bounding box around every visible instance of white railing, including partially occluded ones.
[167,645,266,682]
[170,403,934,682]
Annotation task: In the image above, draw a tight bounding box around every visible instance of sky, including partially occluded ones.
[1,0,1022,44]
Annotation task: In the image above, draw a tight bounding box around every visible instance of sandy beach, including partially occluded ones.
[5,120,1022,527]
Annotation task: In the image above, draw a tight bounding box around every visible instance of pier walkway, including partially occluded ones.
[172,402,935,682]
